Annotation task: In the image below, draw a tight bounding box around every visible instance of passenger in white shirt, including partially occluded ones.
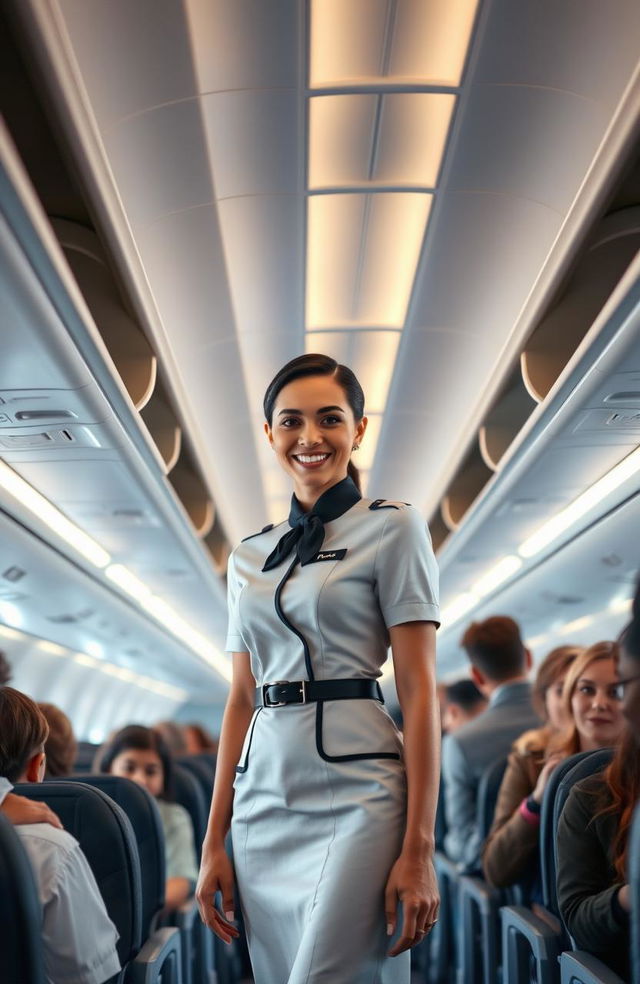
[0,687,121,984]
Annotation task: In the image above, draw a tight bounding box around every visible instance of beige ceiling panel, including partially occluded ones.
[357,193,432,326]
[308,95,378,189]
[306,194,366,328]
[305,330,401,414]
[185,0,299,92]
[201,89,299,199]
[310,0,478,88]
[374,94,456,186]
[58,0,198,128]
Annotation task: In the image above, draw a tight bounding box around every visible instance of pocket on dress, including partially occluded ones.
[316,698,402,763]
[235,707,262,774]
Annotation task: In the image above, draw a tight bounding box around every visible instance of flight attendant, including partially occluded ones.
[196,353,441,983]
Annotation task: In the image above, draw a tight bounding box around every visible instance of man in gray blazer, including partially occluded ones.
[442,616,540,872]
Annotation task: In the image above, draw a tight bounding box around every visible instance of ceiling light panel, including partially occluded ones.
[309,93,456,189]
[307,193,432,328]
[305,330,401,414]
[310,0,478,89]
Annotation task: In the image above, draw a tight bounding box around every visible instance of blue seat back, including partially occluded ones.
[540,748,614,919]
[15,780,142,965]
[477,756,508,842]
[66,774,165,937]
[173,763,207,863]
[539,750,598,914]
[0,814,46,984]
[177,755,214,805]
[74,741,99,773]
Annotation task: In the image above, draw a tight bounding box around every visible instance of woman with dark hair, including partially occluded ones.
[617,579,640,739]
[482,645,583,889]
[99,725,198,911]
[196,354,441,983]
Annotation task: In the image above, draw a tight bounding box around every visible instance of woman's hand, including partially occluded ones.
[195,842,240,944]
[531,754,564,804]
[385,850,439,957]
[617,884,631,913]
[1,793,62,828]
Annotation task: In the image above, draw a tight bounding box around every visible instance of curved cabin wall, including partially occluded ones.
[521,206,640,402]
[441,444,494,531]
[52,219,156,409]
[479,368,537,471]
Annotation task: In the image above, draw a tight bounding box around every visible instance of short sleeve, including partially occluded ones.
[373,505,440,628]
[0,777,13,806]
[163,803,199,885]
[225,550,248,653]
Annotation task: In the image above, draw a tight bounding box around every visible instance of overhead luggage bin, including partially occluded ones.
[521,206,640,403]
[479,368,537,471]
[441,444,494,531]
[52,218,157,411]
[141,376,182,474]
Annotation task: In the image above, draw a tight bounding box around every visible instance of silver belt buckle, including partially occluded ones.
[262,679,307,707]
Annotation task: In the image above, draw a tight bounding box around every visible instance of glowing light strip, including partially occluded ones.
[0,461,111,568]
[519,448,640,559]
[106,564,232,682]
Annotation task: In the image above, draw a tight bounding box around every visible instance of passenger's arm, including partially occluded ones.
[384,620,440,957]
[195,652,255,943]
[441,733,476,865]
[0,778,62,829]
[482,750,539,888]
[557,784,629,956]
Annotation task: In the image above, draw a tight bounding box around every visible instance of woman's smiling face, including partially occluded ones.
[265,374,366,505]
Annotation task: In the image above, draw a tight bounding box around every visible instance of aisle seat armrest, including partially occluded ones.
[559,950,626,984]
[129,926,182,984]
[501,904,563,984]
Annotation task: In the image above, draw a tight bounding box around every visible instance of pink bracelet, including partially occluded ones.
[519,798,541,827]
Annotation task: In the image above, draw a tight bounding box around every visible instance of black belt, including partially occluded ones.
[257,678,384,708]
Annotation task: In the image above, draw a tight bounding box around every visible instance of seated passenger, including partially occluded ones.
[441,616,540,871]
[618,578,640,739]
[183,722,218,756]
[39,703,77,778]
[441,678,487,734]
[483,643,623,889]
[0,687,120,984]
[99,725,198,911]
[153,720,187,755]
[557,713,635,979]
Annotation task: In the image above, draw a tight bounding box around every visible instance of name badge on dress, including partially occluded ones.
[309,549,347,563]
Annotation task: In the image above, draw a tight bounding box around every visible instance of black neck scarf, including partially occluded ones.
[262,475,361,572]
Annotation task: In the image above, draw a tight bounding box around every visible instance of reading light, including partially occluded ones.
[0,461,111,568]
[519,448,640,559]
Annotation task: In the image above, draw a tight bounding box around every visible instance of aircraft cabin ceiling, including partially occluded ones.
[1,0,639,719]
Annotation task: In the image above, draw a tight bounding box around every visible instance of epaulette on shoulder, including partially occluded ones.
[369,499,409,511]
[242,523,275,542]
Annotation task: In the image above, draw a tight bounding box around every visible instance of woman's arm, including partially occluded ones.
[385,620,440,957]
[195,652,256,942]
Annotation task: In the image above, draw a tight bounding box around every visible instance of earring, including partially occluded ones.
[352,444,360,452]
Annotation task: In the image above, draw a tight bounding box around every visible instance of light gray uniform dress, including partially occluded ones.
[226,477,440,984]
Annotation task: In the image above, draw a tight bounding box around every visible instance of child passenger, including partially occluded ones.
[98,725,198,911]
